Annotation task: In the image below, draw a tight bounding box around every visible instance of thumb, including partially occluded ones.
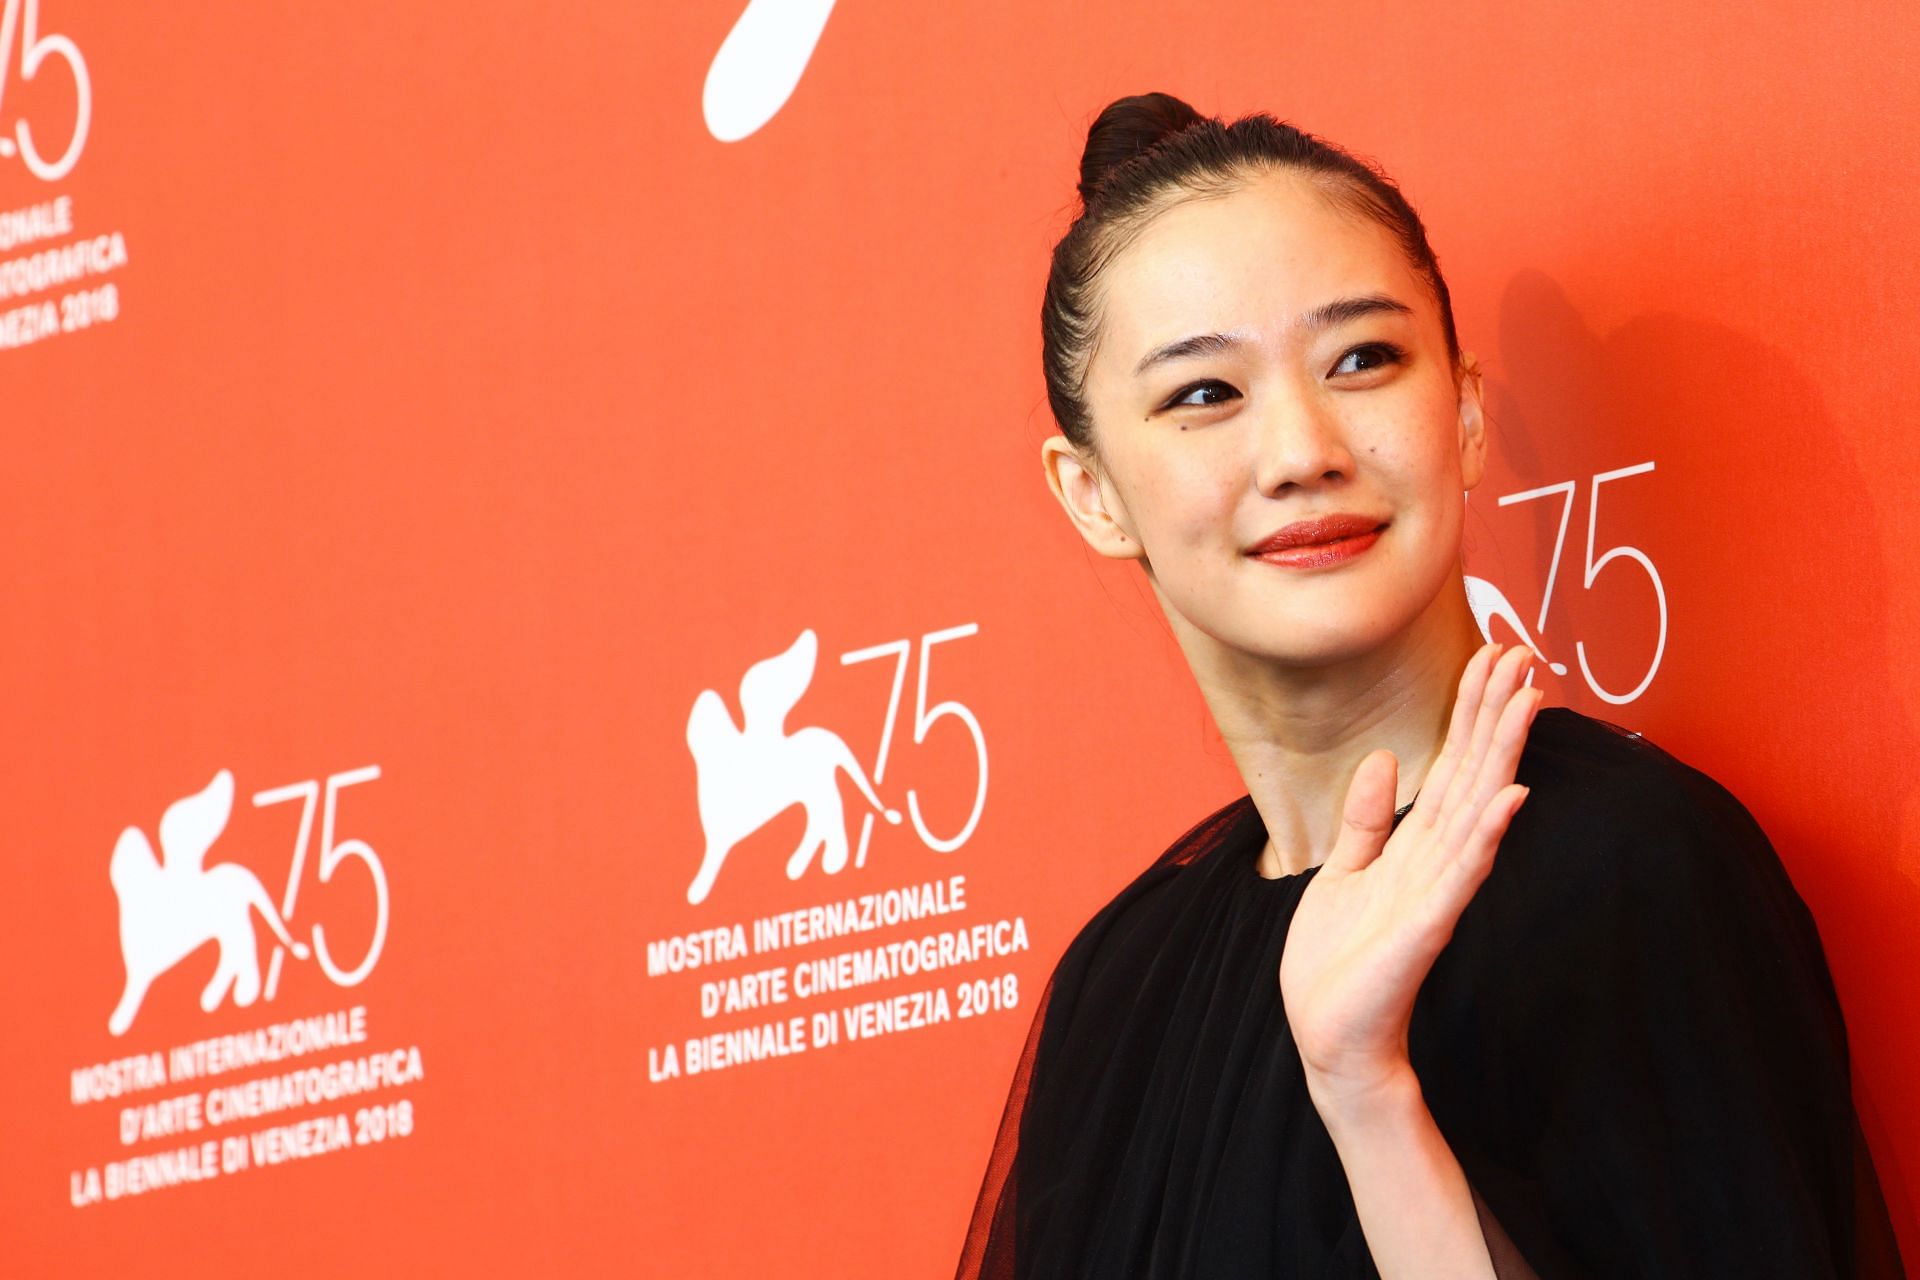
[1326,749,1398,874]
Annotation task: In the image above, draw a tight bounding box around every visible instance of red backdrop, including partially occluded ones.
[5,1,1915,1273]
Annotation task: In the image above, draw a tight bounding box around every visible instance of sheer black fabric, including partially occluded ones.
[955,707,1906,1278]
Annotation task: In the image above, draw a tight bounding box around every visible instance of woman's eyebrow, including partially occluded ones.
[1131,294,1415,376]
[1133,330,1252,376]
[1299,292,1414,332]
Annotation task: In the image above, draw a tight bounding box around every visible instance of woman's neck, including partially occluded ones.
[1170,582,1483,878]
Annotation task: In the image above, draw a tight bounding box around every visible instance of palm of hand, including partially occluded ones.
[1278,642,1542,1098]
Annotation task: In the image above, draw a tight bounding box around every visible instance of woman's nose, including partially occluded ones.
[1251,394,1355,495]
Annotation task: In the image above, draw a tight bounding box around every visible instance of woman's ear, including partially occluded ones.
[1456,351,1489,491]
[1040,435,1145,560]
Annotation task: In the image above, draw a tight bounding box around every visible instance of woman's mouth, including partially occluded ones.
[1245,515,1388,569]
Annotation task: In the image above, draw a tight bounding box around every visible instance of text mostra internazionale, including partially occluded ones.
[645,873,996,975]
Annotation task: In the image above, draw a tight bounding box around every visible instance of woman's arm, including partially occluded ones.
[1313,1065,1539,1280]
[1280,644,1546,1276]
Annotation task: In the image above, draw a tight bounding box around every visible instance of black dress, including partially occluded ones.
[955,707,1906,1278]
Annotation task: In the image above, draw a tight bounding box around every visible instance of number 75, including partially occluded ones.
[1485,462,1668,705]
[251,766,390,998]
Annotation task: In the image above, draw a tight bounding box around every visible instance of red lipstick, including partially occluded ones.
[1246,514,1388,569]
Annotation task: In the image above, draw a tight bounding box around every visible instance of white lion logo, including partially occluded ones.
[685,629,899,905]
[107,769,308,1036]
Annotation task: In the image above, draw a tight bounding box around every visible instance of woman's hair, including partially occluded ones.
[1042,91,1462,451]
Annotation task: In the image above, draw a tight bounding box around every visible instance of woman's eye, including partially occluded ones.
[1166,380,1240,409]
[1331,343,1405,377]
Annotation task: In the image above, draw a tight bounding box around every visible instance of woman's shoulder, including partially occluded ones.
[1503,705,1804,939]
[1042,794,1254,990]
[1521,704,1704,797]
[1480,708,1847,1077]
[1518,704,1763,846]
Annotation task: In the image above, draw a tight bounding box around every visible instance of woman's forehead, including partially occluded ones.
[1096,175,1423,358]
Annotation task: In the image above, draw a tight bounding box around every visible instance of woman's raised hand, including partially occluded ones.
[1278,642,1542,1108]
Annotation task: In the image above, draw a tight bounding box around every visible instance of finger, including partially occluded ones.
[1468,644,1536,766]
[1432,782,1530,904]
[1460,681,1543,817]
[1441,685,1543,857]
[1439,645,1535,821]
[1440,688,1537,861]
[1412,642,1500,830]
[1327,749,1398,874]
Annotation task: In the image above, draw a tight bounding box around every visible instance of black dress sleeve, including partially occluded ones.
[951,803,1231,1280]
[1455,751,1906,1279]
[1471,1182,1544,1280]
[952,937,1069,1280]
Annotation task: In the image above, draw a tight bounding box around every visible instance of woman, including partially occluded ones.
[955,93,1906,1279]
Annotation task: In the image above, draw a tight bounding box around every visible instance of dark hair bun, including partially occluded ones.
[1078,91,1206,207]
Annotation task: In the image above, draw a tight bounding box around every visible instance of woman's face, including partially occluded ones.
[1056,169,1486,666]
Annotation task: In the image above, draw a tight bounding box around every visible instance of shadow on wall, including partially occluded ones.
[1482,268,1918,1253]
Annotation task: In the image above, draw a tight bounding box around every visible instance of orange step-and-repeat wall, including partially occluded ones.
[6,1,1916,1274]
